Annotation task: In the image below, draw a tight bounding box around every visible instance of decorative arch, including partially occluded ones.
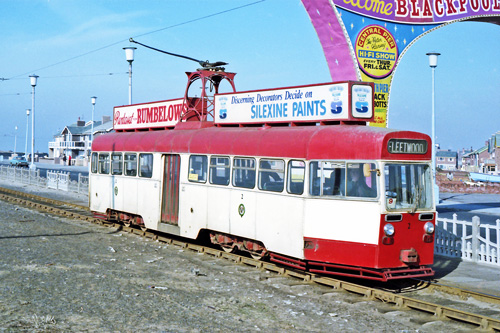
[302,0,500,127]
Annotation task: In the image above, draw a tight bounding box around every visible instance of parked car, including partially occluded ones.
[9,156,29,167]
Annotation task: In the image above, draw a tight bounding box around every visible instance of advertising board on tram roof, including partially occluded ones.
[214,81,373,125]
[113,98,184,131]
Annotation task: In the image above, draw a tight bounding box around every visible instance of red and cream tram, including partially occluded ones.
[90,68,435,281]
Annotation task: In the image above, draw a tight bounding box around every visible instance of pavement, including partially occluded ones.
[439,192,500,216]
[433,256,500,296]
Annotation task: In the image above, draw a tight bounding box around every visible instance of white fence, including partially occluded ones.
[435,213,500,267]
[0,166,88,195]
[0,166,45,187]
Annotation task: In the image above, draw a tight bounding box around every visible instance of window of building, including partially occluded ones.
[232,157,255,189]
[124,153,137,176]
[91,152,98,173]
[139,154,153,178]
[98,153,110,174]
[209,156,230,185]
[287,160,305,195]
[111,153,123,175]
[188,155,208,183]
[258,159,284,192]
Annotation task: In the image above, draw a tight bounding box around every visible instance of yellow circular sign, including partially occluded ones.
[355,25,398,79]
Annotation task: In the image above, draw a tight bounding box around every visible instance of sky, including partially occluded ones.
[0,0,499,154]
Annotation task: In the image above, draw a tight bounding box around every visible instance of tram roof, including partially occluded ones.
[92,124,431,161]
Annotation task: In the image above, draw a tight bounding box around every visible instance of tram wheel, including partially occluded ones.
[250,251,265,260]
[221,245,235,253]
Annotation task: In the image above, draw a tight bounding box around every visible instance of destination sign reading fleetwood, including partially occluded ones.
[214,82,373,125]
[113,98,184,131]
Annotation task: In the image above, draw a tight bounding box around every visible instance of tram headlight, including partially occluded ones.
[424,222,435,234]
[383,223,395,237]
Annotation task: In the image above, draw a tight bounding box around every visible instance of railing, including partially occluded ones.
[435,213,500,267]
[0,166,45,187]
[48,141,88,149]
[0,166,88,195]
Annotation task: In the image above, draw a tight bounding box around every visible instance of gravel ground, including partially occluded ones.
[0,181,463,332]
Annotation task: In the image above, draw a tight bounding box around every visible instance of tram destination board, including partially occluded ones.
[387,139,428,154]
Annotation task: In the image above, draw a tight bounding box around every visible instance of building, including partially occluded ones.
[436,149,457,171]
[48,116,113,164]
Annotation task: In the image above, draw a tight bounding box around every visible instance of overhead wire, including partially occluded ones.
[5,0,266,81]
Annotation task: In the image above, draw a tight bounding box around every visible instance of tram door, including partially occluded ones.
[161,154,180,225]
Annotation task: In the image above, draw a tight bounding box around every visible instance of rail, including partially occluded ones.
[0,165,88,195]
[435,213,500,267]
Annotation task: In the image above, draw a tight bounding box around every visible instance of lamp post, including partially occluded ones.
[123,46,136,105]
[90,96,97,153]
[25,109,30,158]
[426,52,440,205]
[29,74,38,169]
[14,126,18,155]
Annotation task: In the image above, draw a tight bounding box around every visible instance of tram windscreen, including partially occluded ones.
[384,163,432,212]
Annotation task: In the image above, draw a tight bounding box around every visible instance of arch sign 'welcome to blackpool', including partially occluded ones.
[302,0,499,127]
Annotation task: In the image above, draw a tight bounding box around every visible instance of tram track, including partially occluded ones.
[1,186,499,331]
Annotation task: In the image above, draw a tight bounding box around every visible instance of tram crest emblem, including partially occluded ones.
[238,203,245,217]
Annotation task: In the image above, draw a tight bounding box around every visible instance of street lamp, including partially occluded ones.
[123,46,137,105]
[14,126,18,155]
[426,51,440,205]
[29,74,39,169]
[91,96,97,151]
[25,109,30,158]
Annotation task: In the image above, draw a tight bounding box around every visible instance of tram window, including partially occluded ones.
[188,155,208,183]
[309,161,345,196]
[258,159,284,192]
[91,152,98,174]
[111,153,123,175]
[209,156,230,185]
[384,163,432,211]
[346,163,377,198]
[98,153,110,174]
[139,154,153,178]
[124,153,137,176]
[287,160,305,195]
[232,157,256,189]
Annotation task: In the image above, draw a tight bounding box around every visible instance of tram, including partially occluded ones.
[90,64,436,281]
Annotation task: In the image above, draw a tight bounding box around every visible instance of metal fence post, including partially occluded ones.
[497,219,500,265]
[472,216,480,263]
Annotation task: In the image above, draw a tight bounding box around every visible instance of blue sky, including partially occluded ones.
[0,0,499,154]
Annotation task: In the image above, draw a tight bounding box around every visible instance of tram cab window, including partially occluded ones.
[111,153,123,175]
[124,153,137,176]
[287,160,305,195]
[209,156,230,185]
[188,155,208,183]
[91,152,98,174]
[232,157,256,189]
[98,153,110,174]
[384,163,432,211]
[309,161,345,196]
[346,163,377,198]
[139,154,153,178]
[258,159,284,192]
